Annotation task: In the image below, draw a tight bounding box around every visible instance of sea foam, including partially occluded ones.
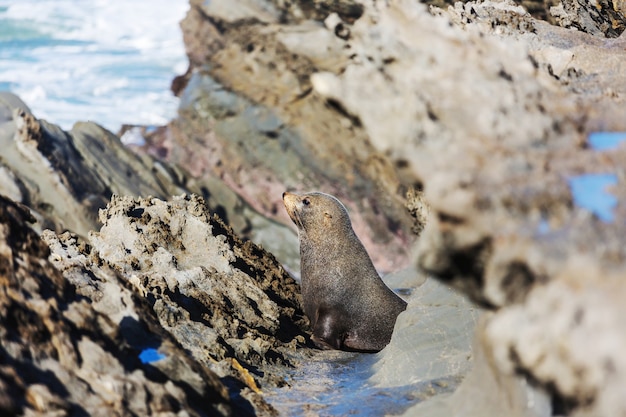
[0,0,189,132]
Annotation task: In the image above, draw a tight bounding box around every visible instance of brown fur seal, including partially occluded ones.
[282,191,407,352]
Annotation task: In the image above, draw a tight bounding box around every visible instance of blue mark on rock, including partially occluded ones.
[139,348,166,364]
[588,132,626,151]
[568,173,618,223]
[537,219,550,235]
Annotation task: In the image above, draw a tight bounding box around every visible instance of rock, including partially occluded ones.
[406,318,552,417]
[551,0,626,38]
[486,261,626,416]
[370,277,481,388]
[43,194,311,415]
[0,92,301,273]
[421,0,561,23]
[164,0,421,273]
[88,194,308,369]
[380,2,625,415]
[0,194,233,416]
[0,92,191,236]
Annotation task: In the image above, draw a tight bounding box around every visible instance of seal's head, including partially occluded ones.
[282,191,351,236]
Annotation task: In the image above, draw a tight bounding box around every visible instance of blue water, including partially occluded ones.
[0,1,189,132]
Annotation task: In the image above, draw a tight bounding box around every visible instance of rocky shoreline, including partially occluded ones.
[1,0,626,416]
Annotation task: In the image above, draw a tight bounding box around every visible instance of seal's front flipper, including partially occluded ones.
[343,332,382,353]
[311,309,346,350]
[311,334,337,350]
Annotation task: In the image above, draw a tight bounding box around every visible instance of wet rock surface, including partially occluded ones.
[1,0,626,415]
[265,274,478,416]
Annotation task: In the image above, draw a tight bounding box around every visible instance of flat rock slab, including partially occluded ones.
[265,274,481,416]
[372,277,481,388]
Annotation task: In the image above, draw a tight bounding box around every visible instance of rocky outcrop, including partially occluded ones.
[42,194,310,415]
[0,190,311,416]
[0,194,232,416]
[0,93,190,236]
[551,0,626,37]
[0,92,301,273]
[0,95,311,414]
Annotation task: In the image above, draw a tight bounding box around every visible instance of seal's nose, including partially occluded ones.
[282,192,286,199]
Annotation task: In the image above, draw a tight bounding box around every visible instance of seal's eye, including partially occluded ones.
[302,198,311,206]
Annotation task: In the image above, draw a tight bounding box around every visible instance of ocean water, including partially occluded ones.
[0,0,189,132]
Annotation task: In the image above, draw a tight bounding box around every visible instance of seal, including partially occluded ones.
[282,191,407,352]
